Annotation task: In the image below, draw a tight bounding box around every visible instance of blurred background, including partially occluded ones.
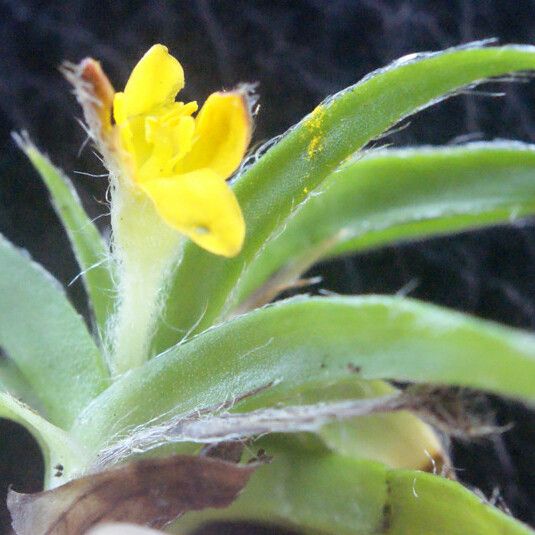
[1,0,535,532]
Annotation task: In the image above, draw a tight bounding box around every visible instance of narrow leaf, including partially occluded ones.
[14,133,114,335]
[154,43,535,352]
[8,455,256,535]
[73,296,535,458]
[0,234,109,428]
[233,142,535,309]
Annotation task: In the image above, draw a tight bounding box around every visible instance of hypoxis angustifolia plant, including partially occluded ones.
[2,41,535,534]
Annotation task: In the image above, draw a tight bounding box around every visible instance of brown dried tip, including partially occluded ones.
[78,58,115,133]
[7,454,257,535]
[60,57,115,149]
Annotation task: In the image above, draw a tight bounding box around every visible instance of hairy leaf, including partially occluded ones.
[154,43,535,353]
[92,387,453,477]
[0,234,109,428]
[14,134,114,336]
[232,143,535,310]
[73,296,535,458]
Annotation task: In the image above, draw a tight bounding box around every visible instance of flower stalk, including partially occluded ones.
[108,184,183,373]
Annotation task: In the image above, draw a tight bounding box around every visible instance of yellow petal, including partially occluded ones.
[114,44,184,121]
[176,91,252,179]
[139,111,197,182]
[140,170,245,257]
[171,115,196,160]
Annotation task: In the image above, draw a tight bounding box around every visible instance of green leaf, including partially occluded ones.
[174,438,532,535]
[232,142,535,310]
[154,43,535,353]
[0,391,86,490]
[383,469,532,535]
[14,134,114,336]
[73,296,535,457]
[0,356,43,411]
[0,234,109,428]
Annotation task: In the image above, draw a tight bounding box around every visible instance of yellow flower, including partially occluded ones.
[112,44,251,257]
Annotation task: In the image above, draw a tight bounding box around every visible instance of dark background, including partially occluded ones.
[1,0,535,532]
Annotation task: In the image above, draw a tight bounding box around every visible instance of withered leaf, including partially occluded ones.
[8,454,257,535]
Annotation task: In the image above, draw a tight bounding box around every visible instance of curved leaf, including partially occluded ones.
[0,392,86,489]
[232,143,535,310]
[174,438,532,535]
[153,43,535,353]
[0,234,109,428]
[14,134,114,336]
[73,296,535,457]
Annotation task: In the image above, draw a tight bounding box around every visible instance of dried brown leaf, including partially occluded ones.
[8,455,257,535]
